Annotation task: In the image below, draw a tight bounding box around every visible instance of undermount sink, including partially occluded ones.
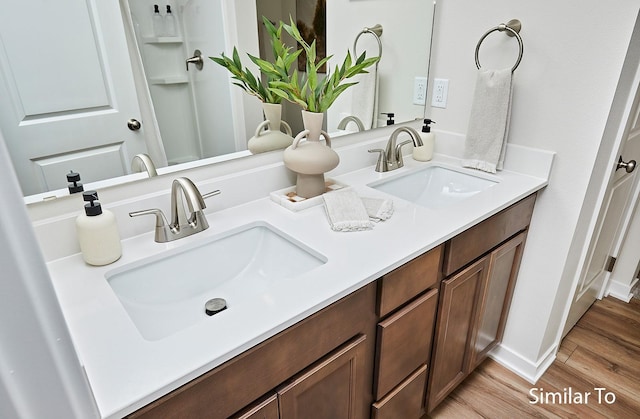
[106,222,326,341]
[368,165,498,209]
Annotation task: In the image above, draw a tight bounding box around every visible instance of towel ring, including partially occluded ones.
[475,20,523,73]
[354,24,383,60]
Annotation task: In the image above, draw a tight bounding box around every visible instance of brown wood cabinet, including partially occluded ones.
[372,246,442,418]
[469,232,527,370]
[426,258,488,409]
[426,195,535,412]
[129,194,537,419]
[278,335,367,419]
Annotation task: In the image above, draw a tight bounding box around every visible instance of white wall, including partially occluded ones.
[0,133,99,418]
[429,0,640,378]
[327,0,432,131]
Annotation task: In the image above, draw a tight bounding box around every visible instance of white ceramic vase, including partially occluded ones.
[283,110,340,198]
[248,103,293,154]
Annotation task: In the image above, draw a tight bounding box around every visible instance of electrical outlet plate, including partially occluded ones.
[432,78,449,108]
[413,77,427,105]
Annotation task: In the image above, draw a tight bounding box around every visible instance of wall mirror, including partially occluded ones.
[0,0,435,202]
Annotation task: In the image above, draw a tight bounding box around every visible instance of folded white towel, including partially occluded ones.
[462,68,513,173]
[361,197,394,222]
[322,190,374,232]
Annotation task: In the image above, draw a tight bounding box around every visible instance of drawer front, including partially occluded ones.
[443,193,536,276]
[374,288,438,399]
[377,245,442,318]
[372,364,428,419]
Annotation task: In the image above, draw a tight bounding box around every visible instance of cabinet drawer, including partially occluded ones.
[374,288,438,399]
[372,364,427,419]
[377,245,442,318]
[443,194,536,276]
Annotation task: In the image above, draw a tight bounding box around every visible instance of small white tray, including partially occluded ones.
[270,179,349,212]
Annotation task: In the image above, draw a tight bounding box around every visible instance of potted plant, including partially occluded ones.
[209,18,300,153]
[254,17,379,198]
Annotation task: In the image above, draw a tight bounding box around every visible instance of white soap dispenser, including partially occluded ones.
[76,191,122,266]
[413,119,436,162]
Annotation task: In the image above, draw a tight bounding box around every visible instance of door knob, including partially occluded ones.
[186,49,204,71]
[127,119,142,131]
[616,156,636,173]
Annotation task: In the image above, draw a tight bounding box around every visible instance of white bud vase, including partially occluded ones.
[283,110,340,198]
[248,103,294,154]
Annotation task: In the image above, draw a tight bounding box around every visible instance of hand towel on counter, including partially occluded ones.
[361,197,394,222]
[322,189,375,232]
[350,66,379,130]
[462,67,513,173]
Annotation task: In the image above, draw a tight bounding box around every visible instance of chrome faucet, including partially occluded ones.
[337,115,365,132]
[368,126,423,172]
[131,153,158,177]
[129,177,220,243]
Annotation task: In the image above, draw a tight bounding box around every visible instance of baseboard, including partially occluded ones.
[605,279,633,303]
[489,342,557,384]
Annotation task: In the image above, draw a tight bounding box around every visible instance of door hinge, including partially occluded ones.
[606,256,617,273]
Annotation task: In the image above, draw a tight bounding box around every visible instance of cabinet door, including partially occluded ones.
[426,258,488,411]
[469,232,527,370]
[278,335,367,419]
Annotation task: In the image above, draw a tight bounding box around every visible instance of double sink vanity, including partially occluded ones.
[44,139,552,418]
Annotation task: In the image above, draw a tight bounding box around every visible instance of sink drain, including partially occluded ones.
[205,298,227,316]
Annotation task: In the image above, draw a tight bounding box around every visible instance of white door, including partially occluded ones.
[564,78,640,334]
[0,0,147,196]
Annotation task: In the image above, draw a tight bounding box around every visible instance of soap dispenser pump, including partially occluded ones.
[76,191,122,266]
[381,112,395,126]
[413,119,436,162]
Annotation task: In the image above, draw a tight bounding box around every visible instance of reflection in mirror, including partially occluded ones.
[0,0,434,200]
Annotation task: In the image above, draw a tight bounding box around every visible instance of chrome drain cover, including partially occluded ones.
[205,298,227,316]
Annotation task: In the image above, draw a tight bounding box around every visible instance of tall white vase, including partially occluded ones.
[248,103,293,154]
[283,110,340,198]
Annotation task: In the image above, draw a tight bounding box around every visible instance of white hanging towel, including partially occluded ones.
[462,68,513,173]
[350,66,379,130]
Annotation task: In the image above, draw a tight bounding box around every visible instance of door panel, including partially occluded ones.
[566,71,640,333]
[0,1,147,195]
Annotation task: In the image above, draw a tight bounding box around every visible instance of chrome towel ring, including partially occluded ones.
[354,24,383,60]
[475,19,523,73]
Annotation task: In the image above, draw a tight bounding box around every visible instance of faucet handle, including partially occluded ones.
[368,149,389,172]
[202,189,221,200]
[395,140,413,168]
[129,208,174,242]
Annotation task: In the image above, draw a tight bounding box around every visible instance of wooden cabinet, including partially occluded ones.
[426,194,535,412]
[426,258,488,409]
[278,335,367,419]
[129,194,537,419]
[372,246,442,418]
[469,232,527,370]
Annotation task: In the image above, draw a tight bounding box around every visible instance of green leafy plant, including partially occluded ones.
[209,17,300,104]
[262,17,379,113]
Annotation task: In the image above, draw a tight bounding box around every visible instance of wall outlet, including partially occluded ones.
[413,77,428,105]
[432,78,449,108]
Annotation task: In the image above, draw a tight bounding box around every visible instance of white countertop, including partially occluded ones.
[47,154,550,418]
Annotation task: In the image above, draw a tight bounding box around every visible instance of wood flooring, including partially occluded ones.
[428,296,640,418]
